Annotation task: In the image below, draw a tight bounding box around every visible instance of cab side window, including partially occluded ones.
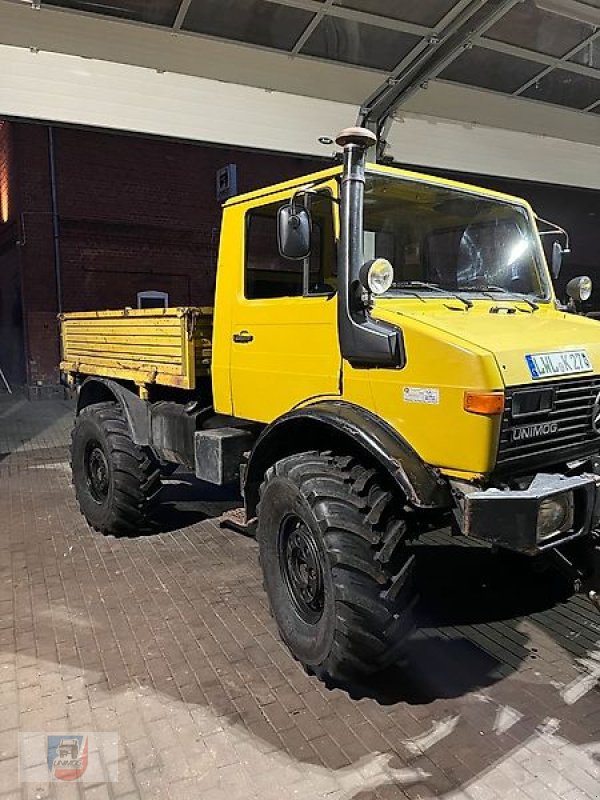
[245,193,335,300]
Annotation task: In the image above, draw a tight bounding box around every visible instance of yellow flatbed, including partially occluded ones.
[59,307,213,391]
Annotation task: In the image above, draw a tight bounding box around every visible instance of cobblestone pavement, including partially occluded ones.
[1,392,600,800]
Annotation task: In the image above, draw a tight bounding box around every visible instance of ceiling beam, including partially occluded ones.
[318,5,429,37]
[512,29,600,96]
[432,0,482,31]
[290,0,334,55]
[478,37,600,81]
[172,0,192,31]
[358,0,521,157]
[263,0,432,37]
[357,0,477,124]
[537,0,600,26]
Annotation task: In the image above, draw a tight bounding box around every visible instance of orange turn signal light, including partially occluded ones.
[464,391,505,416]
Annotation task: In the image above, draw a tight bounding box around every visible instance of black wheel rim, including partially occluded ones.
[279,514,325,624]
[85,441,110,503]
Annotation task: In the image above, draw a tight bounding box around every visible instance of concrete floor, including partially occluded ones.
[1,391,599,799]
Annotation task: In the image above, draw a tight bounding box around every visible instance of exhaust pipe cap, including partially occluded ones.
[335,127,377,150]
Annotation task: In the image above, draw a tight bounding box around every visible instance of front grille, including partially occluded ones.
[496,375,600,472]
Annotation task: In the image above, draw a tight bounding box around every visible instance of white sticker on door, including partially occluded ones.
[403,387,440,405]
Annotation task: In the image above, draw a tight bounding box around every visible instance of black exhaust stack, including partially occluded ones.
[335,127,404,368]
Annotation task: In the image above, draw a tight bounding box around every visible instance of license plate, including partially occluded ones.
[525,349,592,380]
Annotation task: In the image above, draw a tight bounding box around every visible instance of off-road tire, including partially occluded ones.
[257,451,416,684]
[71,401,161,535]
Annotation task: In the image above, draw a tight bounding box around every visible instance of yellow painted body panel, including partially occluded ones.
[215,178,341,421]
[229,295,340,420]
[366,299,600,475]
[60,307,212,390]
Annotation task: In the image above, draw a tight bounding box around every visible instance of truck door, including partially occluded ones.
[230,188,341,423]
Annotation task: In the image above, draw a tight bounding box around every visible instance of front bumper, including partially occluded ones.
[452,472,600,554]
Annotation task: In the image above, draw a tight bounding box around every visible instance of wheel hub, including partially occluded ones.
[280,515,324,624]
[85,442,110,503]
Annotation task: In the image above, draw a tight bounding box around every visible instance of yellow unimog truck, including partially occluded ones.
[61,128,600,685]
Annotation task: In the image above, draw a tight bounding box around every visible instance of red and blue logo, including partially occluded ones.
[47,735,89,781]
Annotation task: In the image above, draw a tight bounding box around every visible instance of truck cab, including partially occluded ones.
[62,128,600,688]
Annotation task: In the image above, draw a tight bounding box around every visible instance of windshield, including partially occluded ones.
[363,173,550,301]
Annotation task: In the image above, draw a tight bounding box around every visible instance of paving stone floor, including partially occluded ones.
[1,391,599,799]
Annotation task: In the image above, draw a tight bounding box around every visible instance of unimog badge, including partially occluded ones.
[511,421,559,441]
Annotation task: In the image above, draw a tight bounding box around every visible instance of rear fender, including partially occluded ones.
[76,378,150,445]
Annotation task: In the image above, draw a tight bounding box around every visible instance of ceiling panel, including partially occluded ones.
[301,16,421,71]
[440,46,543,93]
[182,0,315,51]
[521,68,600,108]
[41,0,181,26]
[485,0,594,57]
[333,0,457,27]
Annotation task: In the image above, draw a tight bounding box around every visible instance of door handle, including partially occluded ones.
[233,331,254,344]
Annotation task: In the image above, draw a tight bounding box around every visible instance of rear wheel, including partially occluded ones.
[257,451,416,684]
[71,401,161,535]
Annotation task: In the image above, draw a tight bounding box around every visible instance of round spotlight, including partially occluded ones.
[359,258,394,295]
[566,275,592,303]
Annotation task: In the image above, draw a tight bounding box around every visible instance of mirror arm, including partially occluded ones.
[291,186,341,209]
[536,214,571,253]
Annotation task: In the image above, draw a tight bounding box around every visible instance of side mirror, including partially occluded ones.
[277,205,311,260]
[566,275,592,304]
[551,241,563,279]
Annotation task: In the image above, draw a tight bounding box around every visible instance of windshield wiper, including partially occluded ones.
[394,281,473,310]
[473,285,539,312]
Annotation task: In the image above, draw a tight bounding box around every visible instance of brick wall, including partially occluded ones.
[0,121,26,386]
[54,127,322,314]
[11,124,60,386]
[7,121,322,385]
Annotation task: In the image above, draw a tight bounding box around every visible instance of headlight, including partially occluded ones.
[537,492,573,541]
[359,258,394,295]
[566,275,592,303]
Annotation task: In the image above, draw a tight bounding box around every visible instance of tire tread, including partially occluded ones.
[258,450,415,683]
[71,401,161,535]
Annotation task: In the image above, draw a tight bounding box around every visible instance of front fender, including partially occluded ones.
[244,400,450,517]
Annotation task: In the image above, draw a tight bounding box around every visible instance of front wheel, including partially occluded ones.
[71,401,161,535]
[257,451,416,684]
